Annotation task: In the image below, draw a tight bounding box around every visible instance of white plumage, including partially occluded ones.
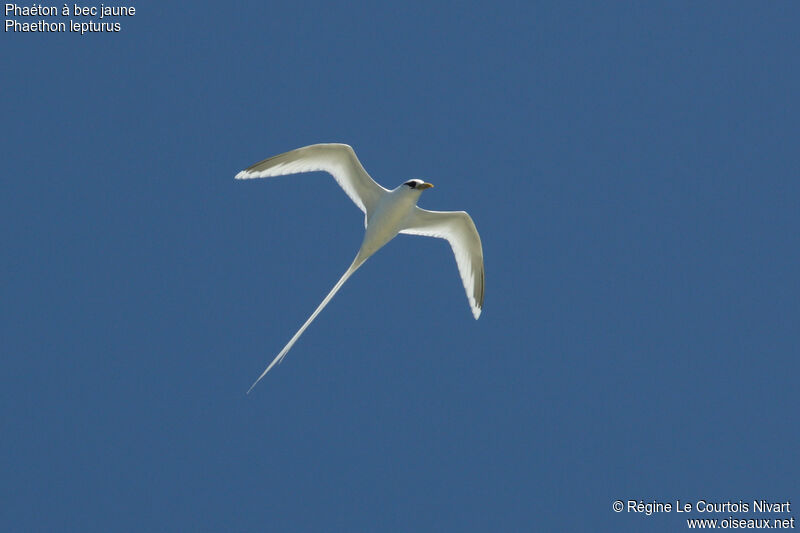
[236,143,485,392]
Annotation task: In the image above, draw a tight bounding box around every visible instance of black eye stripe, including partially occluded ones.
[405,181,416,188]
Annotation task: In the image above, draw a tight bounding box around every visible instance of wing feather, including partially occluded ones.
[235,143,387,215]
[400,207,485,319]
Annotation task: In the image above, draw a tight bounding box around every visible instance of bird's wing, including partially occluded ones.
[235,143,388,215]
[400,207,485,319]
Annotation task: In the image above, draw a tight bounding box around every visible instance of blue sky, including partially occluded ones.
[3,1,798,531]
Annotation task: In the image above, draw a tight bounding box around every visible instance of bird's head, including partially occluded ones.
[402,179,434,191]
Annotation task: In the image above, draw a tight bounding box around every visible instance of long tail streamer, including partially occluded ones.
[247,255,367,394]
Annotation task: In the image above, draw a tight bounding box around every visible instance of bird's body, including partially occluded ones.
[236,143,484,392]
[361,184,423,258]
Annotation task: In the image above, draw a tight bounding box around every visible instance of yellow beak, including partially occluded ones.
[417,182,434,190]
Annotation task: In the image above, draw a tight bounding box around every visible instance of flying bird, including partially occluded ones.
[236,143,484,393]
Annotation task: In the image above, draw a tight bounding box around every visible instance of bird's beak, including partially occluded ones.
[418,182,434,190]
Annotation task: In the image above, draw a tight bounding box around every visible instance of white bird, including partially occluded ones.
[236,143,484,393]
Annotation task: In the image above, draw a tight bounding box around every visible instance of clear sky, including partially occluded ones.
[3,1,798,531]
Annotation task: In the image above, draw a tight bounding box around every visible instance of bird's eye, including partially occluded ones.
[405,181,416,188]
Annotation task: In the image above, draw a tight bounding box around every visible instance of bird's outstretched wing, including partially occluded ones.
[235,143,388,215]
[400,207,485,319]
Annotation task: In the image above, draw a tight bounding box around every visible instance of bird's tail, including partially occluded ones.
[247,254,368,394]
